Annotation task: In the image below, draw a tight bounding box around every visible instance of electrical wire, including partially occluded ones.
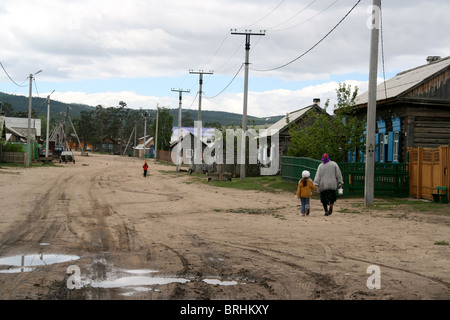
[240,0,286,29]
[204,63,244,99]
[33,78,40,99]
[212,38,245,73]
[270,0,338,32]
[251,0,361,72]
[201,31,230,70]
[186,91,199,110]
[0,61,28,88]
[266,0,317,31]
[380,1,388,100]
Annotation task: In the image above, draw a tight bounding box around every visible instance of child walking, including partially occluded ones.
[143,161,149,178]
[296,170,317,216]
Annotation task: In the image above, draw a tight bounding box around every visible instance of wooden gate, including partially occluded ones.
[408,145,450,200]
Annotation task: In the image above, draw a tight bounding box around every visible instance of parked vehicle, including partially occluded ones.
[60,151,75,164]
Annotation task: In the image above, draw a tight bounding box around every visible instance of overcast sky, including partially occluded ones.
[1,0,449,118]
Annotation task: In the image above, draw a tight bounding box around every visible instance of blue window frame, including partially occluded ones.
[376,118,386,163]
[388,114,401,163]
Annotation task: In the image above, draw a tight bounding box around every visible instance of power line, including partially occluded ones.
[240,0,286,29]
[0,61,28,87]
[267,0,317,31]
[270,0,338,32]
[380,0,388,99]
[204,63,244,99]
[201,31,230,70]
[251,0,361,72]
[186,91,198,110]
[212,39,245,73]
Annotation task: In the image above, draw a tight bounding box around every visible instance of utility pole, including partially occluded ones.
[134,121,137,157]
[231,29,265,180]
[365,0,381,206]
[172,88,190,171]
[142,110,149,160]
[45,90,55,158]
[26,70,42,167]
[154,105,159,164]
[189,69,213,171]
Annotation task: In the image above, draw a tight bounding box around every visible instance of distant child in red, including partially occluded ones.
[143,161,149,178]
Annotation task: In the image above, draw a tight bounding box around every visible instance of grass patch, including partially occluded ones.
[0,163,26,168]
[0,161,61,171]
[224,207,286,220]
[339,208,362,214]
[227,208,278,215]
[347,197,450,216]
[434,241,449,246]
[200,175,298,193]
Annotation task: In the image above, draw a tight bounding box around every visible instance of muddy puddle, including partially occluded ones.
[0,252,245,296]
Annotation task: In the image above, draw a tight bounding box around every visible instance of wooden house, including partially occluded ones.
[259,101,326,160]
[135,136,154,158]
[353,56,450,163]
[169,127,214,164]
[98,137,126,155]
[2,117,41,143]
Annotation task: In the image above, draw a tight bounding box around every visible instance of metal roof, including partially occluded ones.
[170,127,217,145]
[355,56,450,106]
[259,105,317,138]
[4,117,42,137]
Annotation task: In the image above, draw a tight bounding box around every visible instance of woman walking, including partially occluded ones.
[314,153,343,216]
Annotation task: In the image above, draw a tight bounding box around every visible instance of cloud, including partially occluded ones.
[48,79,363,117]
[1,0,449,120]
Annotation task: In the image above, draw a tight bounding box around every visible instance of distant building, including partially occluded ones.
[2,117,41,143]
[169,127,215,163]
[259,102,326,160]
[135,136,154,158]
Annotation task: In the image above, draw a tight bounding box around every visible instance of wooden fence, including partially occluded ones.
[1,152,26,164]
[408,145,450,200]
[156,150,173,163]
[281,156,409,197]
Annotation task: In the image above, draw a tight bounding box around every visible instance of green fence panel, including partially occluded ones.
[281,156,409,197]
[280,156,321,183]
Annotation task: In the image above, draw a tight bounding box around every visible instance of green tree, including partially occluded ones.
[153,107,174,151]
[181,111,194,127]
[287,83,365,162]
[74,110,97,145]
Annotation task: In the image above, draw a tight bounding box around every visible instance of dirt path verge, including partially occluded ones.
[0,153,449,300]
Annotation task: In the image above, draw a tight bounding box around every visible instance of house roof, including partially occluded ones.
[135,137,154,150]
[170,127,216,146]
[4,117,42,137]
[355,55,450,106]
[259,104,320,138]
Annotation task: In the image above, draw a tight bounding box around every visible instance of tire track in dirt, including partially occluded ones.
[85,173,145,253]
[203,239,345,299]
[335,253,450,289]
[0,173,75,255]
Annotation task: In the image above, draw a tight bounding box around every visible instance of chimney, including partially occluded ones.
[426,56,441,64]
[313,98,320,107]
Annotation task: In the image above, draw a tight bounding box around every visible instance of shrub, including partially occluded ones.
[2,143,25,153]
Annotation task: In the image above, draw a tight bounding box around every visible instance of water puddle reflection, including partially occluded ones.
[90,267,242,295]
[202,279,239,286]
[92,275,190,288]
[0,254,80,273]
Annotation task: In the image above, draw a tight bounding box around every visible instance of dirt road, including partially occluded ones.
[0,153,449,300]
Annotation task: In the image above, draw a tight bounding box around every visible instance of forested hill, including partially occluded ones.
[0,92,282,127]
